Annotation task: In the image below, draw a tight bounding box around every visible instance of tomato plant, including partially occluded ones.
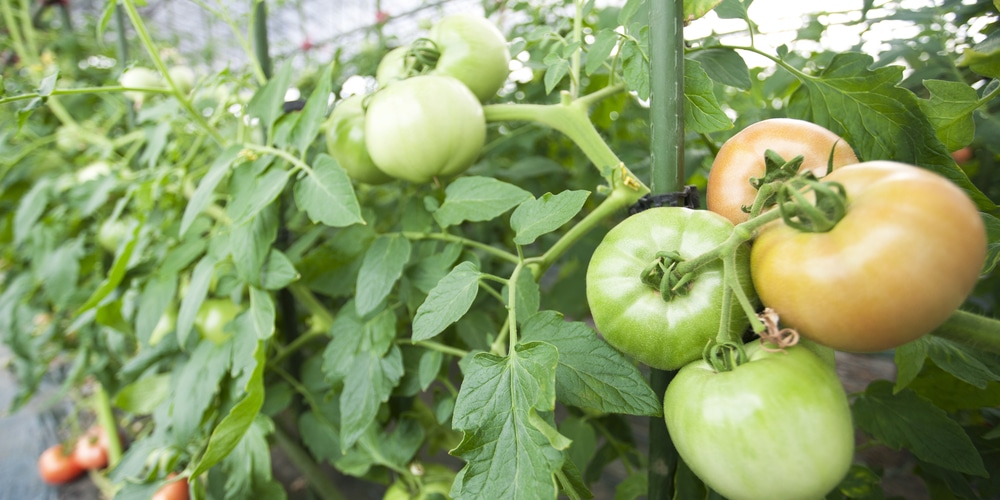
[324,95,392,185]
[38,444,84,485]
[364,75,485,182]
[586,207,755,370]
[663,342,855,500]
[751,161,987,352]
[194,299,241,345]
[706,118,859,224]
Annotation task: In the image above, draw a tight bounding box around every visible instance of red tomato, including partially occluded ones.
[38,444,84,484]
[152,475,190,500]
[71,426,109,470]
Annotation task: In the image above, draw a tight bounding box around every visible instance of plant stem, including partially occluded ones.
[272,424,347,500]
[405,339,469,358]
[402,231,520,264]
[931,310,1000,355]
[92,383,123,468]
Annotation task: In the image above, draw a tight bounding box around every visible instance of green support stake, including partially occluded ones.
[647,0,686,498]
[253,0,272,79]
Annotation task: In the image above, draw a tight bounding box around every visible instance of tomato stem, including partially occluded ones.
[92,383,123,468]
[931,309,1000,355]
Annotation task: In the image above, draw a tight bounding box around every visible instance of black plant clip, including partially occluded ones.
[628,185,700,215]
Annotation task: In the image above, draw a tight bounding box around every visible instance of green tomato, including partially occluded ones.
[194,299,240,344]
[168,66,196,94]
[97,218,131,253]
[325,95,393,184]
[120,67,165,106]
[365,75,485,183]
[428,14,510,101]
[375,46,410,88]
[663,342,855,500]
[585,207,755,371]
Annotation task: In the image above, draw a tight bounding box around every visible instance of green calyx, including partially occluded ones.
[640,250,695,302]
[777,178,848,233]
[742,149,805,216]
[703,340,748,372]
[406,38,441,74]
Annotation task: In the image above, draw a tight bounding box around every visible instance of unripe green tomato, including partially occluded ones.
[664,342,855,500]
[194,299,240,344]
[149,305,178,346]
[364,75,485,183]
[375,46,410,88]
[325,95,393,184]
[428,13,510,102]
[120,67,165,106]
[97,218,131,253]
[168,66,196,94]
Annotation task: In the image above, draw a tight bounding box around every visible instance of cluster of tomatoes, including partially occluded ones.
[38,425,188,499]
[587,118,987,499]
[324,13,510,184]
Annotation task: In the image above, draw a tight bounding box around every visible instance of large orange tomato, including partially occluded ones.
[707,118,859,225]
[750,161,986,352]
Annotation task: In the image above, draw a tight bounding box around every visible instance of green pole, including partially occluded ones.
[647,1,685,499]
[253,0,272,79]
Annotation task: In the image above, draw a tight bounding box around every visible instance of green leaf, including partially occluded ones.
[228,167,291,226]
[230,205,279,287]
[918,80,979,151]
[834,465,884,499]
[688,48,752,90]
[788,52,995,211]
[685,0,723,21]
[433,176,533,228]
[259,249,299,290]
[412,261,481,342]
[620,36,650,101]
[113,373,171,414]
[324,307,398,382]
[249,287,275,340]
[714,0,754,21]
[418,349,443,391]
[37,71,58,96]
[618,0,646,25]
[181,145,241,236]
[586,30,619,75]
[614,471,648,500]
[957,31,1000,79]
[506,269,540,322]
[685,59,734,134]
[247,60,295,132]
[521,311,662,416]
[340,346,405,448]
[355,235,412,317]
[852,380,987,477]
[909,362,1000,413]
[176,254,218,346]
[925,336,1000,389]
[894,336,929,392]
[510,190,590,246]
[77,222,142,314]
[135,274,177,345]
[169,341,231,443]
[191,340,267,477]
[983,213,1000,275]
[450,342,564,499]
[543,51,571,94]
[293,154,364,227]
[292,62,334,153]
[14,178,51,245]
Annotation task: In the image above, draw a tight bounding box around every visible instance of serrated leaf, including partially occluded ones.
[228,167,291,226]
[433,176,532,228]
[292,62,334,153]
[685,0,723,21]
[688,48,752,90]
[355,235,412,317]
[918,80,979,151]
[543,51,571,94]
[957,31,1000,79]
[412,261,481,341]
[260,249,299,290]
[685,58,734,133]
[520,311,662,416]
[77,222,143,314]
[926,336,1000,389]
[450,342,564,499]
[191,340,266,477]
[247,60,294,132]
[181,145,242,236]
[230,206,278,287]
[852,380,987,477]
[339,346,404,448]
[894,336,929,392]
[586,30,619,75]
[510,190,589,245]
[249,287,275,340]
[14,178,51,245]
[788,51,995,211]
[620,37,650,101]
[293,154,363,227]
